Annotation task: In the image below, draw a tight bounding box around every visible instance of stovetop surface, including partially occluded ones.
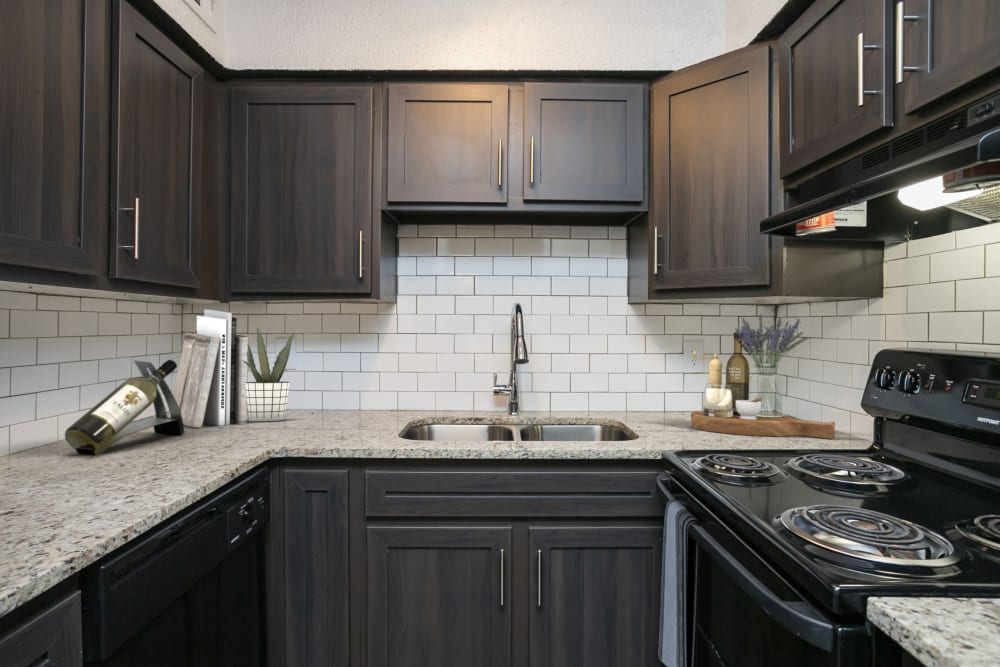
[665,444,1000,614]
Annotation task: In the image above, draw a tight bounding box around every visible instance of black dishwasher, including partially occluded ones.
[81,468,269,667]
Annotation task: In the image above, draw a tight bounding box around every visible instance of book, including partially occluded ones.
[177,333,219,428]
[196,313,230,426]
[234,334,249,424]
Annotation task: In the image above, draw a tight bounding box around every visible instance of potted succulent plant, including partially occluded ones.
[245,330,294,421]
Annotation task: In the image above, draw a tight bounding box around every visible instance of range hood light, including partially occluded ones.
[897,176,981,211]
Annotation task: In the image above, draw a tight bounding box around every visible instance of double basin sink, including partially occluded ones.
[399,420,637,442]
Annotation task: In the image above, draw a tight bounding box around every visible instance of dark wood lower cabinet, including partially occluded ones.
[367,525,513,667]
[529,526,663,667]
[0,592,82,667]
[276,468,351,667]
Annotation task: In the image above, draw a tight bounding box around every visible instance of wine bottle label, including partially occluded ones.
[92,385,151,432]
[728,368,744,380]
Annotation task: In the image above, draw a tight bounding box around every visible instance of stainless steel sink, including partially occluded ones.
[399,423,516,441]
[399,421,636,442]
[519,424,636,441]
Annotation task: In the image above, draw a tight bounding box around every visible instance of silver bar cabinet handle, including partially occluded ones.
[500,548,505,607]
[537,549,542,607]
[497,138,503,189]
[119,196,140,259]
[358,230,364,279]
[653,226,659,275]
[895,2,921,84]
[529,136,535,186]
[857,33,880,107]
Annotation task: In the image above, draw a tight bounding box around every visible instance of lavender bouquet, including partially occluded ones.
[735,318,805,368]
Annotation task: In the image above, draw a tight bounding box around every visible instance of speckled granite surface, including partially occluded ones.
[0,410,867,620]
[868,597,1000,667]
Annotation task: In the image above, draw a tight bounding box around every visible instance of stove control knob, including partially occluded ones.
[898,371,921,394]
[874,368,895,389]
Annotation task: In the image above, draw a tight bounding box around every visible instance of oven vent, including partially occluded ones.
[862,144,891,170]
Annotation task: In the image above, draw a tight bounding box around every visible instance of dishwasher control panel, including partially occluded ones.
[225,473,268,550]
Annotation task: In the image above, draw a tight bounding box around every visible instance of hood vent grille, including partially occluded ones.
[947,184,1000,222]
[927,111,967,142]
[861,111,970,172]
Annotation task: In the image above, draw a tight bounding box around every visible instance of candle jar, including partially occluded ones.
[703,383,733,417]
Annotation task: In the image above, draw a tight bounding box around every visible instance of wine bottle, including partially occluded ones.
[727,335,750,407]
[66,361,177,454]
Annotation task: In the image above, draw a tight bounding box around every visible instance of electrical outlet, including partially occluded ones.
[685,340,705,369]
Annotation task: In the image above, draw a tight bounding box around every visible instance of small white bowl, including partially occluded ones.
[735,400,761,419]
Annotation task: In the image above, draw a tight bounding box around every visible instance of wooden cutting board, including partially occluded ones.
[690,412,836,439]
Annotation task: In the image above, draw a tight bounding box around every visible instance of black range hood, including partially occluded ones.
[762,92,1000,240]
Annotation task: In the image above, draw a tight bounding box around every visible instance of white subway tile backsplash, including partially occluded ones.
[930,246,984,282]
[929,312,982,343]
[10,311,58,338]
[551,277,590,295]
[955,223,1000,248]
[886,255,929,287]
[10,417,58,454]
[955,277,1000,311]
[0,291,37,310]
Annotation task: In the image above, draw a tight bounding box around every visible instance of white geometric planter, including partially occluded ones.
[245,382,290,422]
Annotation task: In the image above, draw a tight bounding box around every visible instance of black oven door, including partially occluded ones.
[658,475,871,667]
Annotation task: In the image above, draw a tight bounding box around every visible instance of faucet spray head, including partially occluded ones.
[513,304,529,364]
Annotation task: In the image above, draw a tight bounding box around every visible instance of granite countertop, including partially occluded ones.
[0,409,867,621]
[867,597,1000,667]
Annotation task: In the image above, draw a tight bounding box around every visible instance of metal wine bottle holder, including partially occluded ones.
[113,361,185,439]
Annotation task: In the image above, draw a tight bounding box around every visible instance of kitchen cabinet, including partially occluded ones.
[0,592,82,667]
[522,83,645,203]
[778,0,891,178]
[529,526,662,666]
[367,525,513,667]
[387,84,509,205]
[896,0,1000,114]
[364,465,662,664]
[111,1,203,288]
[0,0,108,275]
[230,83,383,296]
[272,468,352,667]
[645,45,771,292]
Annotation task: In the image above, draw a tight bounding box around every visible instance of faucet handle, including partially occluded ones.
[492,373,511,395]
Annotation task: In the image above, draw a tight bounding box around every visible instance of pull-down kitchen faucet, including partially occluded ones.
[493,303,529,415]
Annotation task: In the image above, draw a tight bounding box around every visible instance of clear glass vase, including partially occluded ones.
[753,362,781,417]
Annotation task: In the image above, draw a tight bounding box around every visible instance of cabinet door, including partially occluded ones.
[523,83,645,202]
[529,526,662,667]
[779,0,891,177]
[367,525,512,667]
[231,84,374,294]
[650,45,771,291]
[279,469,351,667]
[898,0,1000,113]
[386,84,508,204]
[112,2,202,287]
[0,0,107,275]
[0,592,82,667]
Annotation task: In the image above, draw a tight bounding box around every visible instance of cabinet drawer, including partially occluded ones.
[365,470,661,517]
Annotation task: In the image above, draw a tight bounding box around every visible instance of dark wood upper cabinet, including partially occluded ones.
[0,592,82,667]
[230,83,375,295]
[529,526,662,667]
[274,468,351,667]
[522,83,645,202]
[779,0,892,177]
[0,0,108,275]
[897,0,1000,114]
[386,84,509,204]
[112,1,202,287]
[649,45,771,292]
[367,525,512,667]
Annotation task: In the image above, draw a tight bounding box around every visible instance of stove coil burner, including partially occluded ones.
[778,505,961,574]
[952,515,1000,562]
[693,453,785,486]
[786,453,906,494]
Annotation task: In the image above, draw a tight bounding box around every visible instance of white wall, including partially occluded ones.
[776,224,1000,439]
[153,0,782,71]
[151,0,225,62]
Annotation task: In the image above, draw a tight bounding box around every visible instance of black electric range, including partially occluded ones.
[659,349,1000,666]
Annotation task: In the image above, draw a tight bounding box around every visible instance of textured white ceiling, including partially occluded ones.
[153,0,788,71]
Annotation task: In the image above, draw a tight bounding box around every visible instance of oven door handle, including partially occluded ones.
[688,524,837,653]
